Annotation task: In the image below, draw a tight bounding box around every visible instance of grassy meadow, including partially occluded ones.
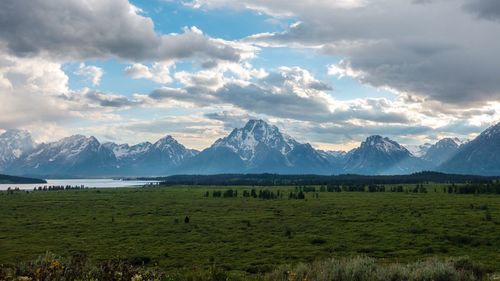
[0,185,499,278]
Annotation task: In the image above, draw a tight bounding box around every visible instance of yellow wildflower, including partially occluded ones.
[131,274,143,281]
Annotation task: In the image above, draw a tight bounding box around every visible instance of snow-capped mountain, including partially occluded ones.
[212,119,298,161]
[154,135,198,165]
[179,119,333,174]
[0,129,35,170]
[440,122,500,175]
[343,135,425,175]
[4,132,198,177]
[9,135,117,177]
[104,136,198,175]
[2,121,499,177]
[422,138,462,166]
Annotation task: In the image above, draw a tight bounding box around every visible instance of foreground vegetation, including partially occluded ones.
[0,253,494,281]
[1,184,499,278]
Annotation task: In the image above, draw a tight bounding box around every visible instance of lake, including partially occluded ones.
[0,179,159,191]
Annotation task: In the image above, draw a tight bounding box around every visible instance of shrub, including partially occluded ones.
[263,256,487,281]
[310,238,327,245]
[0,254,490,281]
[0,252,164,281]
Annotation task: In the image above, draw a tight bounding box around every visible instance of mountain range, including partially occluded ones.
[0,120,499,177]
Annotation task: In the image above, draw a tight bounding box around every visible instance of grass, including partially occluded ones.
[0,185,499,277]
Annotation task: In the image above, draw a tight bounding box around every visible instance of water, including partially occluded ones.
[0,179,159,191]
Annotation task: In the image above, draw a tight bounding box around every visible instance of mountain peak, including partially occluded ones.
[155,135,182,149]
[0,129,35,165]
[422,137,462,166]
[59,135,100,146]
[361,135,407,153]
[1,129,31,139]
[365,135,385,143]
[434,138,459,149]
[240,119,280,138]
[480,122,500,139]
[243,119,269,129]
[439,121,500,175]
[214,119,298,161]
[158,135,175,141]
[344,135,421,175]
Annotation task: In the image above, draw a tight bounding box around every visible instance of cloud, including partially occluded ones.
[0,52,74,128]
[81,90,141,108]
[186,0,367,15]
[0,0,255,62]
[75,63,103,86]
[195,0,500,106]
[204,110,256,130]
[146,66,413,124]
[124,62,173,84]
[463,0,500,21]
[0,50,144,134]
[58,88,144,110]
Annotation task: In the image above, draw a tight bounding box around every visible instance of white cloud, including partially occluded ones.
[327,60,363,79]
[124,62,173,84]
[75,63,103,86]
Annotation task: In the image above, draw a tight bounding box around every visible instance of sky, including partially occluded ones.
[0,0,499,151]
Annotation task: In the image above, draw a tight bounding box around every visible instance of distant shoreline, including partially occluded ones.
[0,174,47,184]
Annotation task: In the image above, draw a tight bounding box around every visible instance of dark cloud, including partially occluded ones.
[59,90,141,109]
[464,0,500,21]
[0,0,249,62]
[204,111,254,130]
[216,83,333,122]
[241,0,500,106]
[84,91,140,108]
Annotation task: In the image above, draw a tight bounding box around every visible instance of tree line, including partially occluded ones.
[202,182,500,199]
[205,189,306,200]
[157,171,498,186]
[445,183,500,194]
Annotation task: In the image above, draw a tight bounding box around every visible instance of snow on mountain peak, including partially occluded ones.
[58,135,99,148]
[0,129,35,165]
[361,135,407,154]
[1,129,32,140]
[45,135,102,160]
[214,120,298,161]
[154,135,178,148]
[434,138,460,149]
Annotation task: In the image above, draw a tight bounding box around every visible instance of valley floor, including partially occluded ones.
[0,185,499,277]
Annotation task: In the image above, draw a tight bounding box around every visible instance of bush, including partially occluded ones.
[0,252,163,281]
[310,238,327,245]
[263,256,488,281]
[0,254,490,281]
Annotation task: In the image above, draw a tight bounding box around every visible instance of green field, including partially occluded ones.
[1,186,499,276]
